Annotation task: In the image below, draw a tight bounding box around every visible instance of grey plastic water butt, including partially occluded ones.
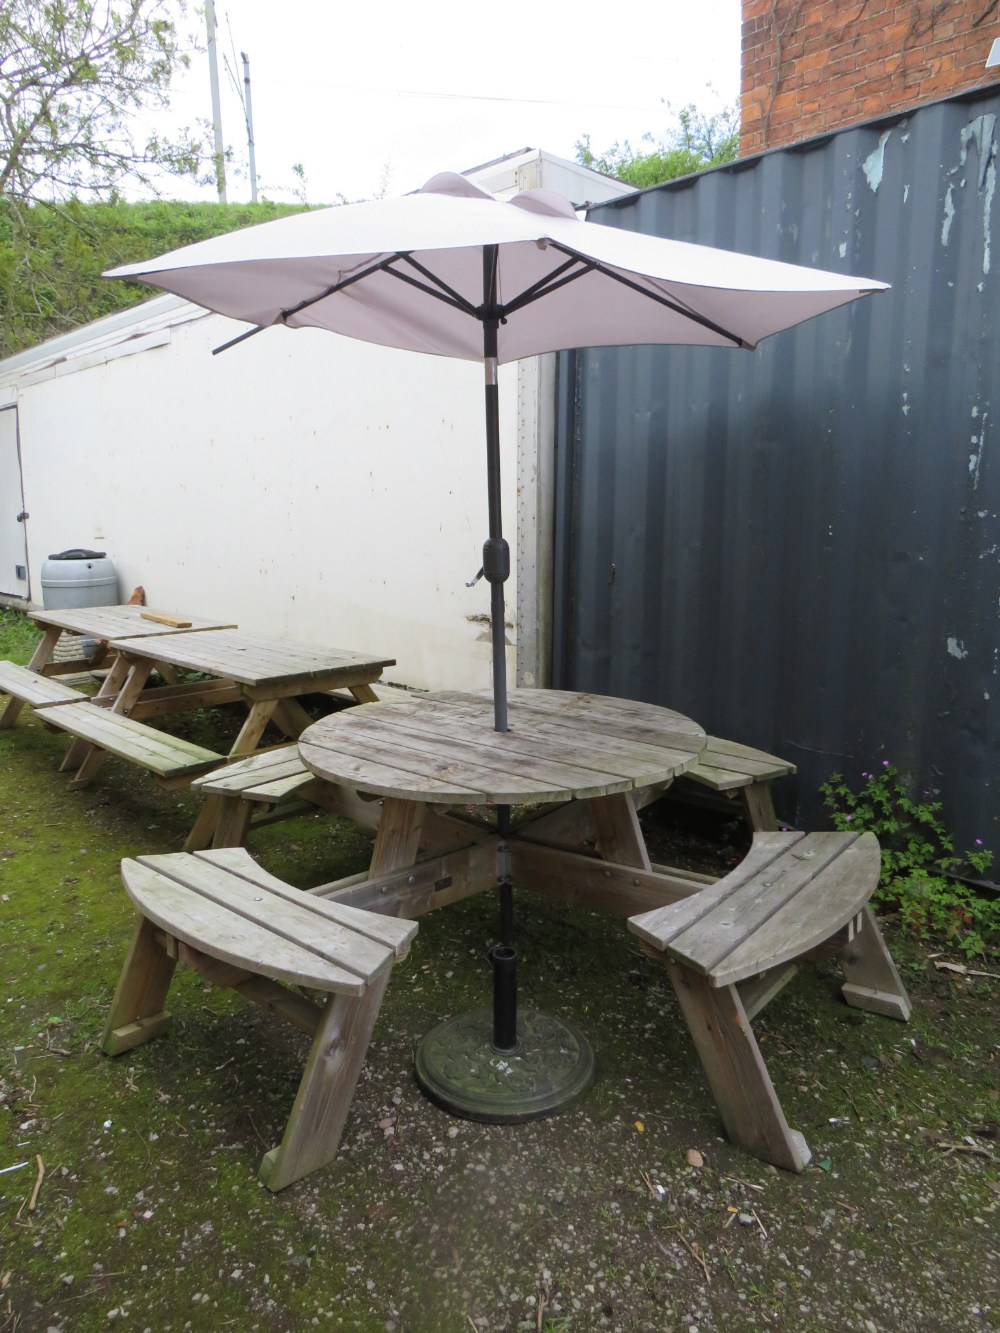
[40,548,119,610]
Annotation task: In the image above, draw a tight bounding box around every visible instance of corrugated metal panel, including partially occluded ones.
[553,89,999,853]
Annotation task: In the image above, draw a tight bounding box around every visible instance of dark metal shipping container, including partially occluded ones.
[553,89,998,855]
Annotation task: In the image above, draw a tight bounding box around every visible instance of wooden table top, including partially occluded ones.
[31,605,236,639]
[107,627,396,689]
[299,688,706,805]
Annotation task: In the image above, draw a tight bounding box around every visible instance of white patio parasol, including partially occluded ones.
[107,172,888,1111]
[107,171,887,735]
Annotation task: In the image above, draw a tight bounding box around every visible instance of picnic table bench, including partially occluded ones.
[0,660,86,711]
[675,735,796,832]
[0,660,224,787]
[102,847,417,1191]
[629,830,911,1171]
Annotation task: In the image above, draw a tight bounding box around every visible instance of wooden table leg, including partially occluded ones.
[349,683,380,704]
[230,699,280,756]
[64,659,156,784]
[585,791,652,869]
[59,654,138,772]
[370,797,426,876]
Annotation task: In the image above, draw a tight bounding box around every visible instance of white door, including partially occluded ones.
[0,406,29,599]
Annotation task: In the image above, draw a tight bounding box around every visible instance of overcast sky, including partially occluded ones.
[146,0,742,205]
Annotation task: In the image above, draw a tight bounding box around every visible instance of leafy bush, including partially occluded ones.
[821,763,997,958]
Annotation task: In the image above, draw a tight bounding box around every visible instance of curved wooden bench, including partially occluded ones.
[629,831,911,1172]
[102,847,417,1191]
[674,735,796,832]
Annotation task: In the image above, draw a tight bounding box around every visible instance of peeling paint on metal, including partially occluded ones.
[947,637,970,659]
[970,412,987,490]
[959,114,997,273]
[863,131,891,193]
[942,184,956,245]
[983,160,995,274]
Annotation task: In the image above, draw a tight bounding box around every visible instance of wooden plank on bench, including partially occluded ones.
[121,856,390,993]
[630,831,881,987]
[684,737,796,792]
[0,660,86,710]
[193,745,310,801]
[42,701,222,779]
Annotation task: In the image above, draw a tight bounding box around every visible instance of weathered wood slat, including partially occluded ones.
[194,746,308,795]
[299,690,705,804]
[430,688,705,753]
[629,831,806,949]
[192,849,416,955]
[121,858,368,992]
[300,728,617,803]
[0,661,86,709]
[30,605,237,640]
[629,832,883,987]
[321,712,644,795]
[108,628,395,688]
[42,702,222,777]
[348,705,698,782]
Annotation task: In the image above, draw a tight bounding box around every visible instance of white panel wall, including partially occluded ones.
[15,307,520,692]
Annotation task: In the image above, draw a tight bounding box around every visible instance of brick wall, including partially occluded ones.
[741,0,1000,155]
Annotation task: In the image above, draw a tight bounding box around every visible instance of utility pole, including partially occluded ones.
[241,52,258,203]
[205,0,227,202]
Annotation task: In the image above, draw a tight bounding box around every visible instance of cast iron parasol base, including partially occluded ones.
[413,1007,595,1123]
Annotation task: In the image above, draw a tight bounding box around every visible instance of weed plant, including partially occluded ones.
[821,762,997,958]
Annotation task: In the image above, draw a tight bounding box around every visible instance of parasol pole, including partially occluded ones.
[479,245,520,1051]
[481,247,509,736]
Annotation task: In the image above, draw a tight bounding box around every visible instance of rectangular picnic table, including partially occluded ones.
[0,604,236,731]
[84,628,396,845]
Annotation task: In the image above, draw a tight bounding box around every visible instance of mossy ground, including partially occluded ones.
[1,613,998,1331]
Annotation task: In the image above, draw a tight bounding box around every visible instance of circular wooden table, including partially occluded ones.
[299,687,706,806]
[299,687,706,1123]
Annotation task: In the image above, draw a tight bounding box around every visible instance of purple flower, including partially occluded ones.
[882,760,890,767]
[845,815,853,822]
[976,838,984,846]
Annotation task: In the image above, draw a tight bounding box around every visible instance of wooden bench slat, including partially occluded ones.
[41,702,222,777]
[0,660,86,709]
[630,831,881,987]
[123,859,372,993]
[717,842,880,985]
[629,831,805,948]
[193,848,416,956]
[685,737,796,791]
[193,746,307,795]
[127,853,406,987]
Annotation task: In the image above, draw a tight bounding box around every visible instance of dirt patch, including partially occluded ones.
[1,699,998,1331]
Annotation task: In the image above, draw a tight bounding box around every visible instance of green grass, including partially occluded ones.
[0,606,42,663]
